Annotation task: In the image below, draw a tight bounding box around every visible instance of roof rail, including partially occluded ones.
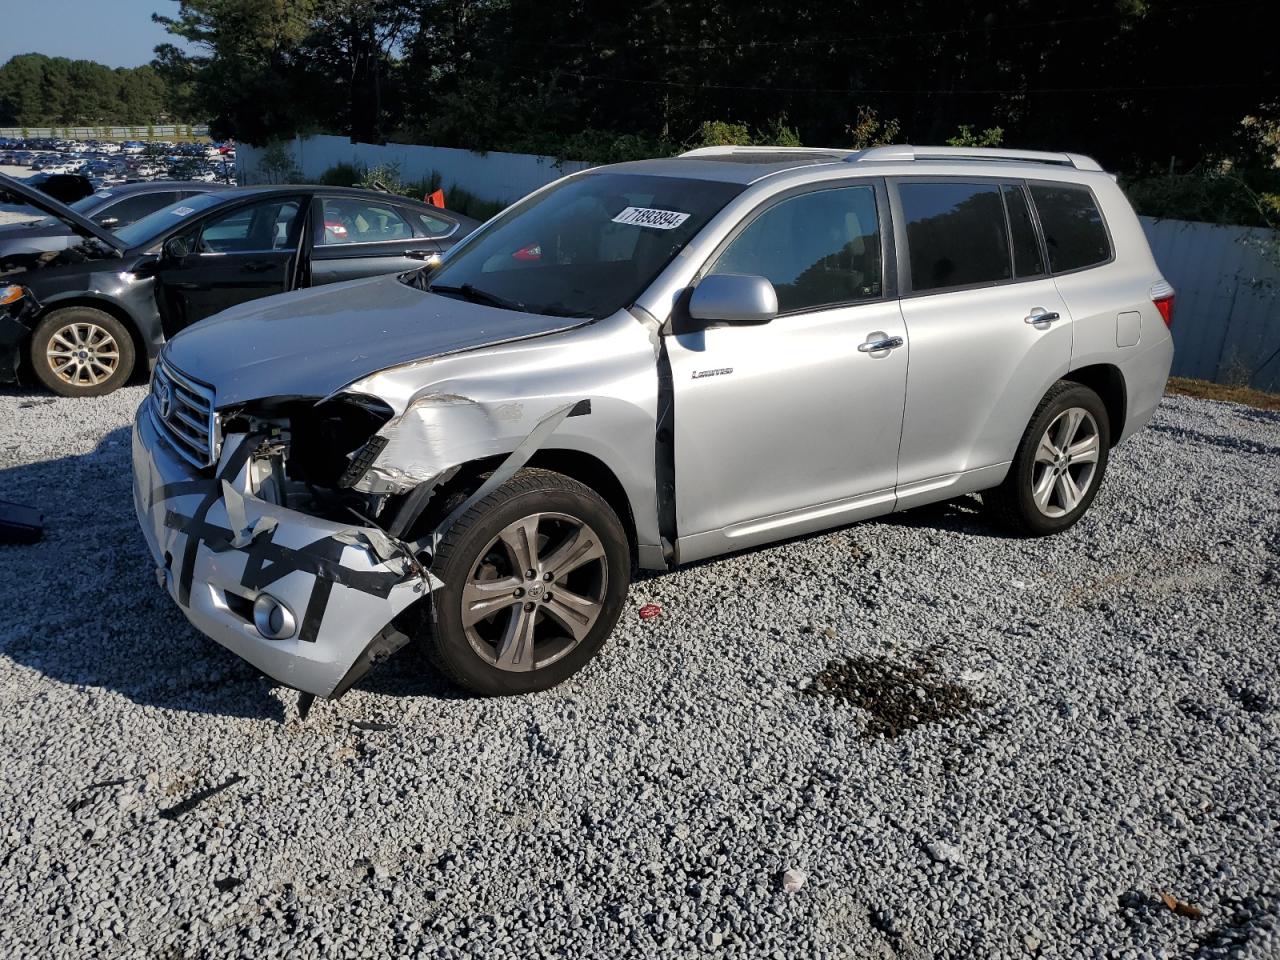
[851,144,1103,172]
[678,145,852,158]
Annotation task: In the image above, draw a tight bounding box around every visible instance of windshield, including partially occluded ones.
[114,191,226,249]
[418,173,743,318]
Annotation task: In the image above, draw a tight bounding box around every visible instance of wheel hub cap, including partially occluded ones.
[1030,406,1101,519]
[460,511,608,672]
[46,321,120,387]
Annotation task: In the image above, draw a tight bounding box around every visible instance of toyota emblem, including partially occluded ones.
[155,379,171,419]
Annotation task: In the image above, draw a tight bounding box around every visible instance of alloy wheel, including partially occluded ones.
[1030,406,1101,518]
[45,321,120,387]
[460,511,609,672]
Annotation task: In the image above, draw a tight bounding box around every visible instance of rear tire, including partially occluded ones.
[29,306,135,397]
[419,468,631,696]
[983,381,1111,536]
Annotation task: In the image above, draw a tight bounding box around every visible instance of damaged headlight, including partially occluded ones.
[224,394,394,491]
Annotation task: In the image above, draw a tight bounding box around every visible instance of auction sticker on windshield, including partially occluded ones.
[612,206,690,230]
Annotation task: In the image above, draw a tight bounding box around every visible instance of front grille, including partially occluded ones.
[150,358,219,469]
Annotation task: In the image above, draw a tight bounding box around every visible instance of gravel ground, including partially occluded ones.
[0,385,1277,959]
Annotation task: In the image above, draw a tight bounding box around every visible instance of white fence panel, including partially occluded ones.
[1141,218,1280,390]
[236,135,593,207]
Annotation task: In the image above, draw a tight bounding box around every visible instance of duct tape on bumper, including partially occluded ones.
[131,404,440,699]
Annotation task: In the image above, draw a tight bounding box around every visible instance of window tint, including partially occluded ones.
[1002,184,1044,278]
[198,198,300,253]
[96,192,182,228]
[708,185,882,313]
[416,211,455,237]
[318,197,412,245]
[900,181,1010,292]
[1029,183,1110,273]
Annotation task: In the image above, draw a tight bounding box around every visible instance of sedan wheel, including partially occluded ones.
[29,307,136,397]
[45,320,121,388]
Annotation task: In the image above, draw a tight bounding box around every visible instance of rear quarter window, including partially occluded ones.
[1029,183,1111,273]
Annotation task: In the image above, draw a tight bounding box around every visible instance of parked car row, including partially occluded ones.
[1,136,236,188]
[0,174,480,396]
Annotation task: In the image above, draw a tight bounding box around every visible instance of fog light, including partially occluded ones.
[253,594,297,640]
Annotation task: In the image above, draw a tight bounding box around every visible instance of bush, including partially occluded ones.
[444,186,506,222]
[319,161,361,186]
[1122,168,1280,228]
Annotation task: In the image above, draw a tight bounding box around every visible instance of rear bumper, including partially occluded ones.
[132,400,436,698]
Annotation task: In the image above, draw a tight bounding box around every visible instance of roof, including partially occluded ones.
[589,145,1106,186]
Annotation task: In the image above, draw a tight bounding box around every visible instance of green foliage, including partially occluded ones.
[0,54,179,125]
[685,116,805,151]
[846,107,902,149]
[444,186,507,223]
[319,161,362,187]
[255,139,303,184]
[1123,168,1280,229]
[946,124,1005,147]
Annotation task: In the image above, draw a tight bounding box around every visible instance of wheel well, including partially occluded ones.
[407,449,639,564]
[1063,364,1127,446]
[37,298,150,384]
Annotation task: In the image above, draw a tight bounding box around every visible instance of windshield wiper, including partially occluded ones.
[427,282,527,313]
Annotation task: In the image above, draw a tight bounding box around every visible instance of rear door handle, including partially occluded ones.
[243,259,278,273]
[858,334,904,353]
[1024,308,1062,325]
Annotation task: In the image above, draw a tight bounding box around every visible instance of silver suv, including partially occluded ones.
[132,145,1174,701]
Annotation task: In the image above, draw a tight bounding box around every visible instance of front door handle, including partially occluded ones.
[243,259,278,273]
[858,333,904,353]
[1024,307,1062,325]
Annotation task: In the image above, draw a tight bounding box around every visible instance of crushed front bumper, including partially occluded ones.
[132,401,438,698]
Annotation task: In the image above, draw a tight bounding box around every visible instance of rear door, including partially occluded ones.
[154,195,304,330]
[308,195,439,284]
[890,178,1073,504]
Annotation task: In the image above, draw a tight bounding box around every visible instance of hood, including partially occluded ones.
[0,173,124,251]
[164,273,590,408]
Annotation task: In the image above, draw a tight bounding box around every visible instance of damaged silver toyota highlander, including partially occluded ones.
[132,145,1174,700]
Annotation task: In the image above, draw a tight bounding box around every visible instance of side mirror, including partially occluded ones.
[163,234,192,262]
[687,274,778,326]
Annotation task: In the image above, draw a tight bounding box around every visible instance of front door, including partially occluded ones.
[890,178,1073,503]
[667,181,909,563]
[155,196,304,332]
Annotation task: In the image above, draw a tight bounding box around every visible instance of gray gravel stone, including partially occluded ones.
[0,386,1278,958]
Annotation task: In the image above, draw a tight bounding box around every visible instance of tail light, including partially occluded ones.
[1150,280,1175,329]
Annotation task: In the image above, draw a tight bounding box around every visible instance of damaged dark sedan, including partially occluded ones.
[0,174,479,396]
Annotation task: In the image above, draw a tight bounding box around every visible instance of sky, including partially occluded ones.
[1,0,192,68]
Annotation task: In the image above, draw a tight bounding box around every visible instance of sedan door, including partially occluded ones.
[890,179,1073,507]
[666,180,909,563]
[308,195,440,285]
[154,195,304,331]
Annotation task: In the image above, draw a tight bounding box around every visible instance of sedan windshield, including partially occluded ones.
[416,173,743,318]
[114,191,227,249]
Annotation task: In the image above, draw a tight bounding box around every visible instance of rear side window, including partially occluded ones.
[1029,183,1111,273]
[708,184,882,313]
[1002,185,1045,278]
[899,181,1010,293]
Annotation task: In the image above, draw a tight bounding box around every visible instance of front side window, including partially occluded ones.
[1029,183,1111,273]
[707,184,882,314]
[421,173,743,318]
[198,198,301,253]
[900,181,1011,293]
[318,197,412,245]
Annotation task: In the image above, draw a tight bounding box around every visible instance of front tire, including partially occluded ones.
[422,468,631,695]
[29,307,136,397]
[984,381,1111,536]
